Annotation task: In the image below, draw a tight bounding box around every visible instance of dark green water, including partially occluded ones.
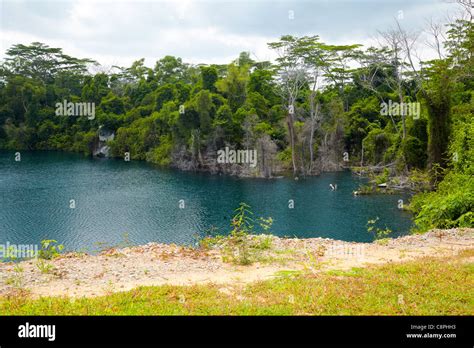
[0,151,412,252]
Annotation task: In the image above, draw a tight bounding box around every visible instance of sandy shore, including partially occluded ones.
[1,228,473,298]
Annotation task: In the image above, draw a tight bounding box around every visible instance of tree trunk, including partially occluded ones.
[399,89,406,139]
[309,92,315,174]
[287,113,297,176]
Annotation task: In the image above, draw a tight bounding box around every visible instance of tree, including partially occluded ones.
[216,63,249,112]
[154,56,190,85]
[318,43,361,112]
[193,90,212,135]
[293,35,328,174]
[268,35,307,176]
[248,68,278,105]
[200,66,218,92]
[2,42,95,83]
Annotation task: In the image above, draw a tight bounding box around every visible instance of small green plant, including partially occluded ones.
[274,269,303,278]
[212,203,274,265]
[197,226,223,250]
[227,203,254,264]
[199,235,223,250]
[103,280,115,295]
[367,217,392,240]
[258,217,273,232]
[303,245,326,275]
[4,277,14,286]
[36,259,55,274]
[253,234,273,250]
[375,238,391,246]
[38,240,64,260]
[5,264,25,289]
[356,184,375,195]
[231,202,254,235]
[375,168,390,185]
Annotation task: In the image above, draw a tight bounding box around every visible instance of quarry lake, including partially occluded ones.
[0,151,413,252]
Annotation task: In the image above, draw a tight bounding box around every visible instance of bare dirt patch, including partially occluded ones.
[0,228,472,298]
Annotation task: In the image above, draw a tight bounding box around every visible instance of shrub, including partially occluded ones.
[38,240,64,260]
[410,172,474,232]
[367,217,392,240]
[199,203,274,265]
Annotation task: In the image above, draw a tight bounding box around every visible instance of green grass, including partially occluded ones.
[326,267,365,277]
[1,252,473,315]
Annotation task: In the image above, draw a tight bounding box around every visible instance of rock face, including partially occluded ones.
[93,126,115,157]
[98,127,115,142]
[171,140,283,178]
[95,145,110,158]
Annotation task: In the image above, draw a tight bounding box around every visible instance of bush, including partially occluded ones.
[38,239,64,260]
[374,168,390,185]
[199,203,273,265]
[367,217,392,240]
[410,172,474,232]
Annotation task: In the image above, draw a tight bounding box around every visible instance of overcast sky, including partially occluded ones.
[0,0,460,68]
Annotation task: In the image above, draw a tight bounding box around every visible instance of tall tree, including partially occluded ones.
[294,35,328,173]
[268,35,307,176]
[1,42,95,83]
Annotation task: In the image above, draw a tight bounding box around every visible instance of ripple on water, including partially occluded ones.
[0,151,413,251]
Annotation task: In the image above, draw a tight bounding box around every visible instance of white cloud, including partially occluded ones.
[0,0,460,68]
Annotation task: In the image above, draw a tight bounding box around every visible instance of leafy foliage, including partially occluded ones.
[38,239,64,260]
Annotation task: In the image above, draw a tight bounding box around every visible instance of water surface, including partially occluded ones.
[0,151,412,252]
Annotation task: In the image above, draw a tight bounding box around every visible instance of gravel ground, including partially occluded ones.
[0,228,472,298]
